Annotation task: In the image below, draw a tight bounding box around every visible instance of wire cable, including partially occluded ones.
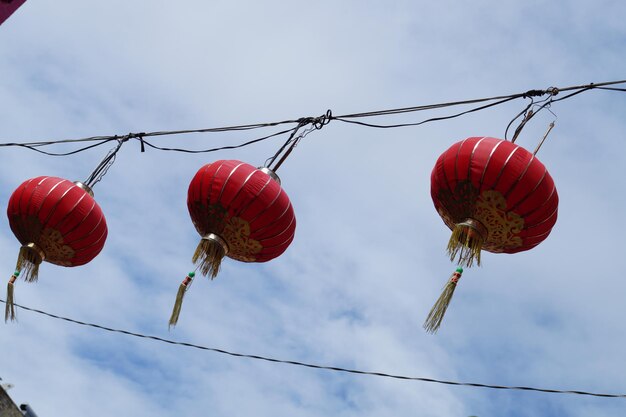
[0,138,118,156]
[141,126,299,154]
[334,96,518,129]
[84,137,127,187]
[1,298,624,399]
[0,80,624,155]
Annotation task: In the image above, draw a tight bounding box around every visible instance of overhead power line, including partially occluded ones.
[0,79,625,156]
[1,298,624,399]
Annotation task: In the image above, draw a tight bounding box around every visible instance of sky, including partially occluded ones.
[1,1,626,416]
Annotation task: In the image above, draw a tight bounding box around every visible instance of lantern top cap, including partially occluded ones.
[73,181,94,197]
[258,167,281,185]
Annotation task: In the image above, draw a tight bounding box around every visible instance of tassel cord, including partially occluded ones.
[5,271,20,322]
[423,268,463,334]
[168,272,196,329]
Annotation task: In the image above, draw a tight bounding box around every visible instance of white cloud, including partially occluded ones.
[1,1,626,416]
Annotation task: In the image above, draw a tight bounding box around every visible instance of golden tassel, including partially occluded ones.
[192,236,227,278]
[447,220,486,267]
[168,272,195,329]
[15,244,44,283]
[5,271,19,322]
[423,267,463,334]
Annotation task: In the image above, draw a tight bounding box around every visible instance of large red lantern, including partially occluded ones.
[424,136,558,332]
[5,176,108,320]
[169,160,296,326]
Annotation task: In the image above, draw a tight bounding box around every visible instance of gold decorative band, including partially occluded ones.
[23,242,46,262]
[73,181,95,197]
[202,233,229,255]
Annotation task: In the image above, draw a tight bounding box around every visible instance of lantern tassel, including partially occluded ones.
[168,272,195,329]
[15,244,44,283]
[5,271,19,322]
[447,220,486,267]
[192,237,226,278]
[423,267,463,334]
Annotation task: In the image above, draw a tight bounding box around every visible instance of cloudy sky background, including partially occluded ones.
[1,1,626,416]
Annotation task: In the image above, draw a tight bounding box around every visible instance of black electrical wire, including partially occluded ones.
[140,126,299,154]
[0,120,302,151]
[332,80,625,120]
[1,80,624,156]
[595,87,626,92]
[264,124,306,169]
[0,138,118,156]
[1,298,624,399]
[333,96,518,129]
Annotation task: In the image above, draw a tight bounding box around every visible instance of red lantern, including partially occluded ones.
[5,176,108,321]
[424,137,558,332]
[0,0,27,26]
[169,160,296,326]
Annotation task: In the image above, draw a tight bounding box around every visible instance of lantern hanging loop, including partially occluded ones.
[506,87,559,143]
[505,96,534,143]
[84,135,129,188]
[265,110,332,172]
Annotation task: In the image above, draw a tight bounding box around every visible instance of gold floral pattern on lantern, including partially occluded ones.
[436,181,524,252]
[39,228,75,266]
[474,190,524,252]
[223,217,263,262]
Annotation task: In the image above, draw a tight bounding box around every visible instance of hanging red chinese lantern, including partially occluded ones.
[0,0,27,26]
[5,176,108,321]
[169,160,296,326]
[424,136,558,333]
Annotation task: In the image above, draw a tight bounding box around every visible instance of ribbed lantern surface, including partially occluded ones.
[431,136,558,266]
[8,176,107,270]
[424,137,559,333]
[188,160,296,269]
[169,160,296,327]
[5,176,107,321]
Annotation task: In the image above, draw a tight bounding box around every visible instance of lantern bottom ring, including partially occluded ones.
[202,233,229,255]
[456,218,488,240]
[447,218,488,267]
[23,242,46,263]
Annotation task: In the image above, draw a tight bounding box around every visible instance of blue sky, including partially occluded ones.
[1,1,626,416]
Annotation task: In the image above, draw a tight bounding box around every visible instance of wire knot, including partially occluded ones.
[546,87,559,96]
[313,109,333,129]
[297,110,333,130]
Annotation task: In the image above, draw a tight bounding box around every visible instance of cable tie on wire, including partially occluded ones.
[522,89,546,99]
[137,133,146,153]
